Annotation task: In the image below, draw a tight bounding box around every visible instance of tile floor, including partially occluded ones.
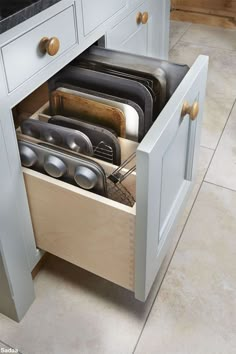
[1,21,236,354]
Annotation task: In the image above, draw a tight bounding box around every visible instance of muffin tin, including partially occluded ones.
[18,140,107,196]
[21,119,94,156]
[48,115,121,165]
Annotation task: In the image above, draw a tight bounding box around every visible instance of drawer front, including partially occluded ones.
[24,169,136,291]
[106,3,149,56]
[106,0,162,58]
[82,0,127,36]
[135,56,208,301]
[2,6,77,92]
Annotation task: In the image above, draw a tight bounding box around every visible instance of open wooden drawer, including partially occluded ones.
[16,54,208,302]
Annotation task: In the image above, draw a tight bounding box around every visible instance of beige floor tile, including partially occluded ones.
[0,250,180,354]
[170,42,236,149]
[135,182,236,354]
[169,21,191,50]
[206,101,236,190]
[181,24,236,51]
[201,95,234,150]
[169,41,236,100]
[0,341,12,349]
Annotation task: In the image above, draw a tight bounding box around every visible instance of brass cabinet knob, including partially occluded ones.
[136,12,142,25]
[142,12,149,24]
[181,101,199,121]
[39,36,60,56]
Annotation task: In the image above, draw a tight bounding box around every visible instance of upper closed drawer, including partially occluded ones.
[81,0,127,35]
[2,6,77,92]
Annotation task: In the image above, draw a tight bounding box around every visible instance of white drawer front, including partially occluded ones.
[135,56,208,301]
[81,0,127,35]
[2,6,77,92]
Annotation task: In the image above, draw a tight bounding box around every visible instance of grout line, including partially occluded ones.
[200,145,215,151]
[203,98,236,179]
[177,39,236,53]
[0,340,23,354]
[169,22,192,51]
[204,180,236,194]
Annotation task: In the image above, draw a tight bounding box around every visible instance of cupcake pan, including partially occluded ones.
[20,119,94,156]
[18,139,107,197]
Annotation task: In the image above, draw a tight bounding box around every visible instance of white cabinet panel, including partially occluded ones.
[2,6,77,92]
[106,0,166,58]
[135,56,208,301]
[82,0,127,35]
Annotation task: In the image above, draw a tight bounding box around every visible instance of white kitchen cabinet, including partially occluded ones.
[0,0,208,322]
[2,5,77,92]
[106,0,169,58]
[81,0,127,36]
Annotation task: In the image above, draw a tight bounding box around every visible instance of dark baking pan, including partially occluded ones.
[75,58,162,119]
[48,65,154,135]
[55,86,143,142]
[78,46,189,103]
[50,89,126,138]
[48,115,121,166]
[18,139,107,197]
[21,119,94,156]
[49,83,145,142]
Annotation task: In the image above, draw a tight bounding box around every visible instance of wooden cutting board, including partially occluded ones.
[50,90,126,138]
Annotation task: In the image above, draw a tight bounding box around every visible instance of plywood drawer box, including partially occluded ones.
[20,54,208,302]
[2,5,77,92]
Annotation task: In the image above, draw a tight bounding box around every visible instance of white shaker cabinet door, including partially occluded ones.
[106,0,169,58]
[135,56,208,301]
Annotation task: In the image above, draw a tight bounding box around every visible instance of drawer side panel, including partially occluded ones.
[24,170,135,291]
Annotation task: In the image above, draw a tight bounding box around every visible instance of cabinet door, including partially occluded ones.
[106,0,167,58]
[135,56,208,301]
[82,0,127,35]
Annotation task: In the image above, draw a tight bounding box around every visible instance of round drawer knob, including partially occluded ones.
[19,145,38,167]
[44,155,67,178]
[136,12,142,25]
[181,101,200,121]
[74,166,98,190]
[142,12,149,24]
[39,36,60,56]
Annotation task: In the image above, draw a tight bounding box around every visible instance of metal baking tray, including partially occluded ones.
[48,115,121,165]
[49,84,145,141]
[21,119,94,156]
[78,46,189,103]
[18,139,107,196]
[48,65,154,135]
[50,89,126,138]
[75,58,162,119]
[56,87,140,142]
